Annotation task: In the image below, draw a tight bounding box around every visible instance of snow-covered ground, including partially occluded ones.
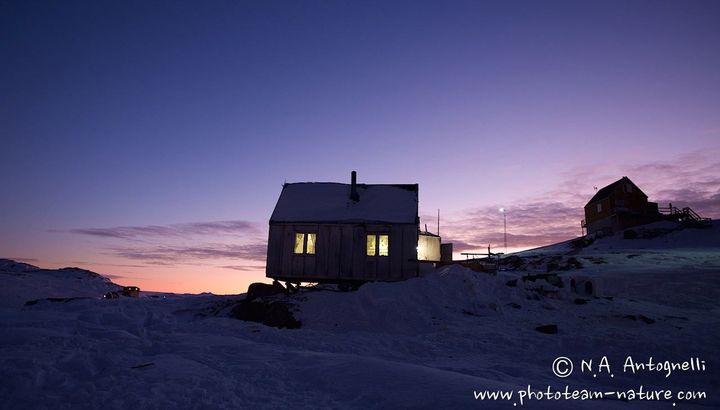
[1,221,718,409]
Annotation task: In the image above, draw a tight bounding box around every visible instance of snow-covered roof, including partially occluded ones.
[270,182,418,224]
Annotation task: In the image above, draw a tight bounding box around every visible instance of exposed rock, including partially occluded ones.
[565,257,583,270]
[246,281,286,302]
[546,275,564,288]
[230,299,301,329]
[570,236,594,249]
[24,297,89,306]
[583,256,607,265]
[638,315,655,324]
[623,229,638,239]
[502,255,525,269]
[521,273,563,287]
[535,324,558,334]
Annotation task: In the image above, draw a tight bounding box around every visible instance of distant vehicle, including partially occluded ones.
[122,286,140,297]
[103,291,119,299]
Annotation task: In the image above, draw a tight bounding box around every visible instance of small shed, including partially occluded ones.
[583,176,659,235]
[266,171,439,285]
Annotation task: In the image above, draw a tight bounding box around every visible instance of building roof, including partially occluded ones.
[586,176,646,205]
[270,182,419,224]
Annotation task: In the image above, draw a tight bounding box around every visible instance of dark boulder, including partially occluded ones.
[570,236,594,249]
[623,229,638,239]
[230,299,301,329]
[503,255,524,269]
[565,257,583,270]
[638,315,655,324]
[535,324,558,334]
[246,281,286,302]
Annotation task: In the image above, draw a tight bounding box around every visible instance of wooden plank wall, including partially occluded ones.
[267,222,419,282]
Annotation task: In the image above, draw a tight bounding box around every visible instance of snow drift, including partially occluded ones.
[0,221,718,408]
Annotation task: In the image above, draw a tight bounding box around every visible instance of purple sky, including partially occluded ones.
[2,1,719,293]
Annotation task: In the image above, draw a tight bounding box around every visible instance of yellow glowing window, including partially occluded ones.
[294,232,316,254]
[367,234,389,256]
[306,233,316,254]
[378,235,389,256]
[366,235,376,256]
[294,233,305,254]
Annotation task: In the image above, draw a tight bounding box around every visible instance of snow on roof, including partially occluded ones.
[270,182,418,223]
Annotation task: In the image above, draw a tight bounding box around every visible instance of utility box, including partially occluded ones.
[440,243,453,264]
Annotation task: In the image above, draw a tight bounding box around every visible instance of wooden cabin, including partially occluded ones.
[266,171,440,286]
[583,176,659,236]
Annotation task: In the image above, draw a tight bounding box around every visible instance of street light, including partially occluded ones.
[499,208,507,253]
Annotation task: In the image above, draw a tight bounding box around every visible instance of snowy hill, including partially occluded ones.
[0,222,718,408]
[0,259,121,308]
[506,221,720,309]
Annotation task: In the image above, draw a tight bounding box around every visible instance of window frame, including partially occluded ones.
[366,233,389,257]
[293,232,317,255]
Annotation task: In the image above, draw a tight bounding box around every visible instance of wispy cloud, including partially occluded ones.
[219,265,265,272]
[6,257,39,263]
[431,147,719,252]
[430,200,582,253]
[101,273,127,280]
[55,219,269,270]
[627,149,720,217]
[60,220,261,240]
[71,260,151,269]
[109,243,268,264]
[699,127,720,136]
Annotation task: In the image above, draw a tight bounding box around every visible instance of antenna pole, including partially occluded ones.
[503,211,507,253]
[437,208,440,236]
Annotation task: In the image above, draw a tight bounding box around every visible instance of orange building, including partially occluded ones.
[583,176,659,236]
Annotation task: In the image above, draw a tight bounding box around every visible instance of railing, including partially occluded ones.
[658,205,711,222]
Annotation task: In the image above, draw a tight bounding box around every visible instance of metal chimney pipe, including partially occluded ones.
[350,171,359,201]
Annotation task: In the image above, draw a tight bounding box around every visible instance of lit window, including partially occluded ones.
[294,233,305,254]
[367,235,376,256]
[597,203,602,213]
[366,234,389,257]
[378,235,389,256]
[294,232,316,255]
[306,233,316,255]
